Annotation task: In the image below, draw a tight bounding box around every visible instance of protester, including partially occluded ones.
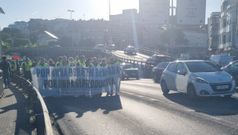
[48,59,55,66]
[0,56,11,88]
[22,58,33,81]
[5,54,122,97]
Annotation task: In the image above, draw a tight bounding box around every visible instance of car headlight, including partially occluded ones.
[195,78,209,84]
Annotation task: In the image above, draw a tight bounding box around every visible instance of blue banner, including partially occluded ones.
[31,65,121,97]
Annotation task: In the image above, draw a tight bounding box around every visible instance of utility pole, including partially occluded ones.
[67,9,75,20]
[108,0,111,20]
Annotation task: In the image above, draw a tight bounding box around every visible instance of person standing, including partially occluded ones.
[23,58,33,81]
[0,56,11,89]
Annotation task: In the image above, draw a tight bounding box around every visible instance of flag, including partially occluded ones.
[0,7,5,14]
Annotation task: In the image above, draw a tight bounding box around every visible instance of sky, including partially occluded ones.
[0,0,221,28]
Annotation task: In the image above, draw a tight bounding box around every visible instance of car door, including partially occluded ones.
[164,63,177,90]
[175,63,189,93]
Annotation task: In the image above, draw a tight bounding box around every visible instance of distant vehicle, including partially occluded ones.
[179,53,190,60]
[160,60,236,98]
[222,60,238,89]
[108,44,116,50]
[0,69,2,77]
[146,54,173,66]
[152,62,169,83]
[124,46,137,55]
[210,54,233,67]
[121,63,139,80]
[94,44,105,52]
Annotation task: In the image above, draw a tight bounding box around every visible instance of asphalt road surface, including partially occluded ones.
[46,79,238,135]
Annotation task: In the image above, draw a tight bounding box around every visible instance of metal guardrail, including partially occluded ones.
[111,52,146,65]
[138,48,158,56]
[0,77,3,98]
[13,75,54,135]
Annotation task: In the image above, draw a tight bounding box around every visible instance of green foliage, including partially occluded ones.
[1,41,10,50]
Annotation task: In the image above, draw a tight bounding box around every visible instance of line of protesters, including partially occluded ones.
[0,55,121,91]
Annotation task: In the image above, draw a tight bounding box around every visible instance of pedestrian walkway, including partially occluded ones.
[0,85,33,135]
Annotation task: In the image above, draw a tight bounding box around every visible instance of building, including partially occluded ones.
[208,12,221,52]
[138,0,170,48]
[8,21,29,35]
[219,0,238,51]
[139,0,170,25]
[110,9,140,48]
[176,0,206,26]
[27,18,109,46]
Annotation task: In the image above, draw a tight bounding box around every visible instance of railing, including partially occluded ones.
[138,47,158,56]
[0,77,3,98]
[111,51,146,65]
[13,75,54,135]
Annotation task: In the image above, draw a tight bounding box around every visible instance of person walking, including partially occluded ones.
[0,56,11,89]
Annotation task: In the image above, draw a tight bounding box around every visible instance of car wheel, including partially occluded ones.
[187,85,197,99]
[161,80,169,95]
[153,75,158,83]
[95,93,102,98]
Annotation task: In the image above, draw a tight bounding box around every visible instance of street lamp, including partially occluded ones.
[0,7,5,56]
[67,9,75,20]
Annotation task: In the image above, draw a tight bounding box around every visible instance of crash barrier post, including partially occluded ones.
[13,75,53,135]
[30,64,121,97]
[0,76,4,98]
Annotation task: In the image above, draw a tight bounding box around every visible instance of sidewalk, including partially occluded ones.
[0,85,33,135]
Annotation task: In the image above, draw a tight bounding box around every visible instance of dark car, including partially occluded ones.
[121,63,139,80]
[222,60,238,89]
[146,54,173,66]
[152,62,169,83]
[124,46,137,55]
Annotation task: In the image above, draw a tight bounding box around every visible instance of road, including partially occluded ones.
[46,79,238,135]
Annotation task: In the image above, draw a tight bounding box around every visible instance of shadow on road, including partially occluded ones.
[165,93,238,116]
[0,86,32,135]
[45,95,122,120]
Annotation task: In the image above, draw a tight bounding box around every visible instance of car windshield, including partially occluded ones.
[186,62,220,73]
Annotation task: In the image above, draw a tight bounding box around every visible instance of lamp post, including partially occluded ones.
[108,0,111,20]
[0,7,5,56]
[67,9,75,20]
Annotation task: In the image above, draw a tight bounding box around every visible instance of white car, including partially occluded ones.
[124,46,137,55]
[160,60,236,98]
